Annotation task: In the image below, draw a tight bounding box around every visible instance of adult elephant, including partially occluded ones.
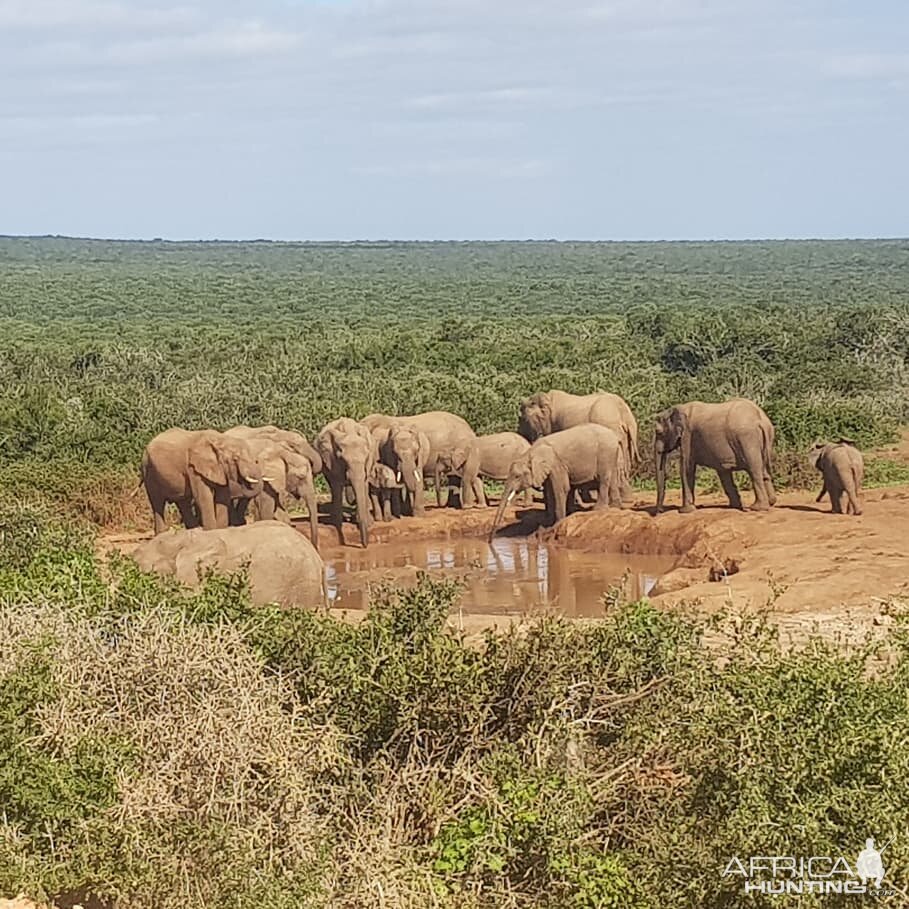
[361,414,431,517]
[315,417,377,547]
[518,390,638,500]
[654,398,776,514]
[811,440,864,515]
[489,424,626,539]
[229,438,320,550]
[476,432,532,506]
[225,424,322,475]
[398,411,486,509]
[141,428,264,534]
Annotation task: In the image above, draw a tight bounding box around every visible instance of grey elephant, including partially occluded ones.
[396,411,486,509]
[315,417,377,547]
[141,428,264,534]
[811,440,864,515]
[369,462,404,522]
[654,398,776,514]
[476,432,533,506]
[362,414,430,516]
[225,424,322,475]
[131,521,324,607]
[489,424,626,538]
[518,390,638,501]
[229,437,320,550]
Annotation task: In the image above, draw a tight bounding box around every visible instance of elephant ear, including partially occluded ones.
[189,437,228,486]
[808,442,825,469]
[529,445,556,487]
[837,437,857,447]
[283,452,311,500]
[260,447,289,495]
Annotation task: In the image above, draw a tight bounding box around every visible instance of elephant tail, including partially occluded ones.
[130,476,145,497]
[624,424,639,469]
[760,421,774,473]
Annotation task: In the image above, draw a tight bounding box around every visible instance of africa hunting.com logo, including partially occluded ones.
[723,837,896,897]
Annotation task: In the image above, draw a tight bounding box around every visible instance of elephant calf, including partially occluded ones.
[369,463,404,522]
[811,440,864,515]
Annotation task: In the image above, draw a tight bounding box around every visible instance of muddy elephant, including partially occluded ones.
[225,424,322,475]
[489,424,626,538]
[362,414,431,517]
[131,521,324,607]
[229,438,320,550]
[369,462,403,522]
[476,432,533,506]
[654,399,776,514]
[396,411,486,509]
[518,390,638,501]
[811,440,864,515]
[141,428,264,534]
[316,417,377,547]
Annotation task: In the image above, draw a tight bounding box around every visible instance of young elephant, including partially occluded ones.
[653,399,776,514]
[369,462,404,522]
[361,414,430,517]
[141,428,264,534]
[811,440,864,515]
[476,432,533,506]
[230,438,320,550]
[489,424,626,539]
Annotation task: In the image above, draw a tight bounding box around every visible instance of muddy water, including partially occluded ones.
[325,537,676,617]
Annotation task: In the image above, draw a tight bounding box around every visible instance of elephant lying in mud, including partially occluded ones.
[131,521,324,607]
[361,414,430,517]
[653,399,776,513]
[141,429,264,534]
[811,440,864,515]
[228,437,320,550]
[518,389,638,501]
[489,424,626,539]
[316,417,377,547]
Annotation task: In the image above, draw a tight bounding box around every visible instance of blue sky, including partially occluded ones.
[1,0,907,239]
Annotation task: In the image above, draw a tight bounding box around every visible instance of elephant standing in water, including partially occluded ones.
[518,389,638,501]
[654,399,776,513]
[811,440,864,515]
[489,424,626,538]
[397,411,486,509]
[227,438,321,550]
[361,414,431,517]
[316,417,377,547]
[141,429,264,534]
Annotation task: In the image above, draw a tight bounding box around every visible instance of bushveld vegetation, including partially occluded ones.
[0,505,907,907]
[1,239,908,906]
[1,237,908,521]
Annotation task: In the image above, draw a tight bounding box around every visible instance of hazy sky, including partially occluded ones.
[2,0,907,239]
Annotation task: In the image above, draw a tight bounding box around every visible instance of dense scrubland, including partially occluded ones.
[1,238,909,907]
[1,237,909,521]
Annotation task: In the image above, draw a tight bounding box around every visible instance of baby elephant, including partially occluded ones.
[810,440,864,515]
[369,463,404,522]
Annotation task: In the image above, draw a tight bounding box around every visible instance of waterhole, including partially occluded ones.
[325,537,676,617]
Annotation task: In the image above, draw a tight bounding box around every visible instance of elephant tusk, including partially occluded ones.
[396,471,402,483]
[415,468,423,482]
[506,489,516,504]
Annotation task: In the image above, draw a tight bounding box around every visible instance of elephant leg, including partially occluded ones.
[229,497,250,526]
[846,483,862,516]
[764,471,777,506]
[329,478,345,543]
[461,450,484,509]
[370,490,384,523]
[382,493,393,522]
[147,485,169,534]
[744,454,771,511]
[543,482,555,523]
[435,466,449,508]
[550,473,570,524]
[679,460,697,514]
[594,475,611,510]
[717,468,743,511]
[176,498,199,530]
[830,483,844,514]
[189,474,220,530]
[257,491,277,521]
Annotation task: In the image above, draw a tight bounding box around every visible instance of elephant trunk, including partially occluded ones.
[303,485,320,552]
[488,484,519,541]
[655,446,668,512]
[350,474,370,548]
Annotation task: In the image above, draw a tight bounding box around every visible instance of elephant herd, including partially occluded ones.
[139,390,866,550]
